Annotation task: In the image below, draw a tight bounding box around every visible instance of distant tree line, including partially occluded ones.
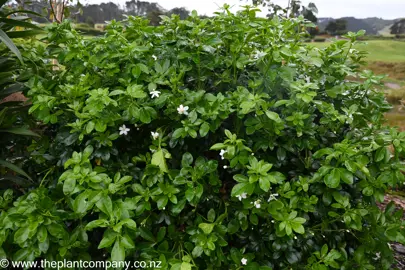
[13,0,193,26]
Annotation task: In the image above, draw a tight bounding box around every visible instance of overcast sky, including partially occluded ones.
[86,0,404,19]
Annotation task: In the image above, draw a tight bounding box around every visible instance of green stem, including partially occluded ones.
[39,166,54,187]
[343,43,353,63]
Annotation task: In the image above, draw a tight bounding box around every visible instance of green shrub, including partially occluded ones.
[74,26,103,36]
[74,23,93,29]
[313,38,326,42]
[385,88,405,104]
[2,6,405,269]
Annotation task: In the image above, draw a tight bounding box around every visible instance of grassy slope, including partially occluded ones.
[378,24,395,36]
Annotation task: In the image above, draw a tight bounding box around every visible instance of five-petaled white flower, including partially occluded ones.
[177,104,189,115]
[152,55,157,60]
[267,193,279,202]
[150,90,161,98]
[241,258,247,265]
[253,199,261,209]
[236,192,247,201]
[151,131,159,140]
[219,149,227,160]
[119,125,130,135]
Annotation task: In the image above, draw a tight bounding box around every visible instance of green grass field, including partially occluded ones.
[308,40,405,62]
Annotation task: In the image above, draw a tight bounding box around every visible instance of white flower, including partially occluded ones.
[150,90,161,98]
[271,220,275,223]
[177,104,189,115]
[219,149,227,160]
[253,200,261,209]
[241,258,247,265]
[12,74,18,80]
[152,55,157,60]
[119,124,130,135]
[236,192,247,201]
[251,153,254,156]
[373,252,381,260]
[253,51,266,59]
[267,193,279,202]
[294,236,297,240]
[151,131,159,140]
[163,207,165,210]
[223,165,228,169]
[346,230,350,233]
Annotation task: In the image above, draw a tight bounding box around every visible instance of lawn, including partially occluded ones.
[308,40,405,62]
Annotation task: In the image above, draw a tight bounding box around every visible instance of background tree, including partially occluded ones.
[167,7,190,20]
[325,19,347,35]
[85,16,94,26]
[390,19,405,34]
[125,0,164,17]
[241,0,287,18]
[242,0,317,20]
[147,8,164,25]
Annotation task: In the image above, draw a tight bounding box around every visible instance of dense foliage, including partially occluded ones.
[1,5,405,269]
[0,2,45,190]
